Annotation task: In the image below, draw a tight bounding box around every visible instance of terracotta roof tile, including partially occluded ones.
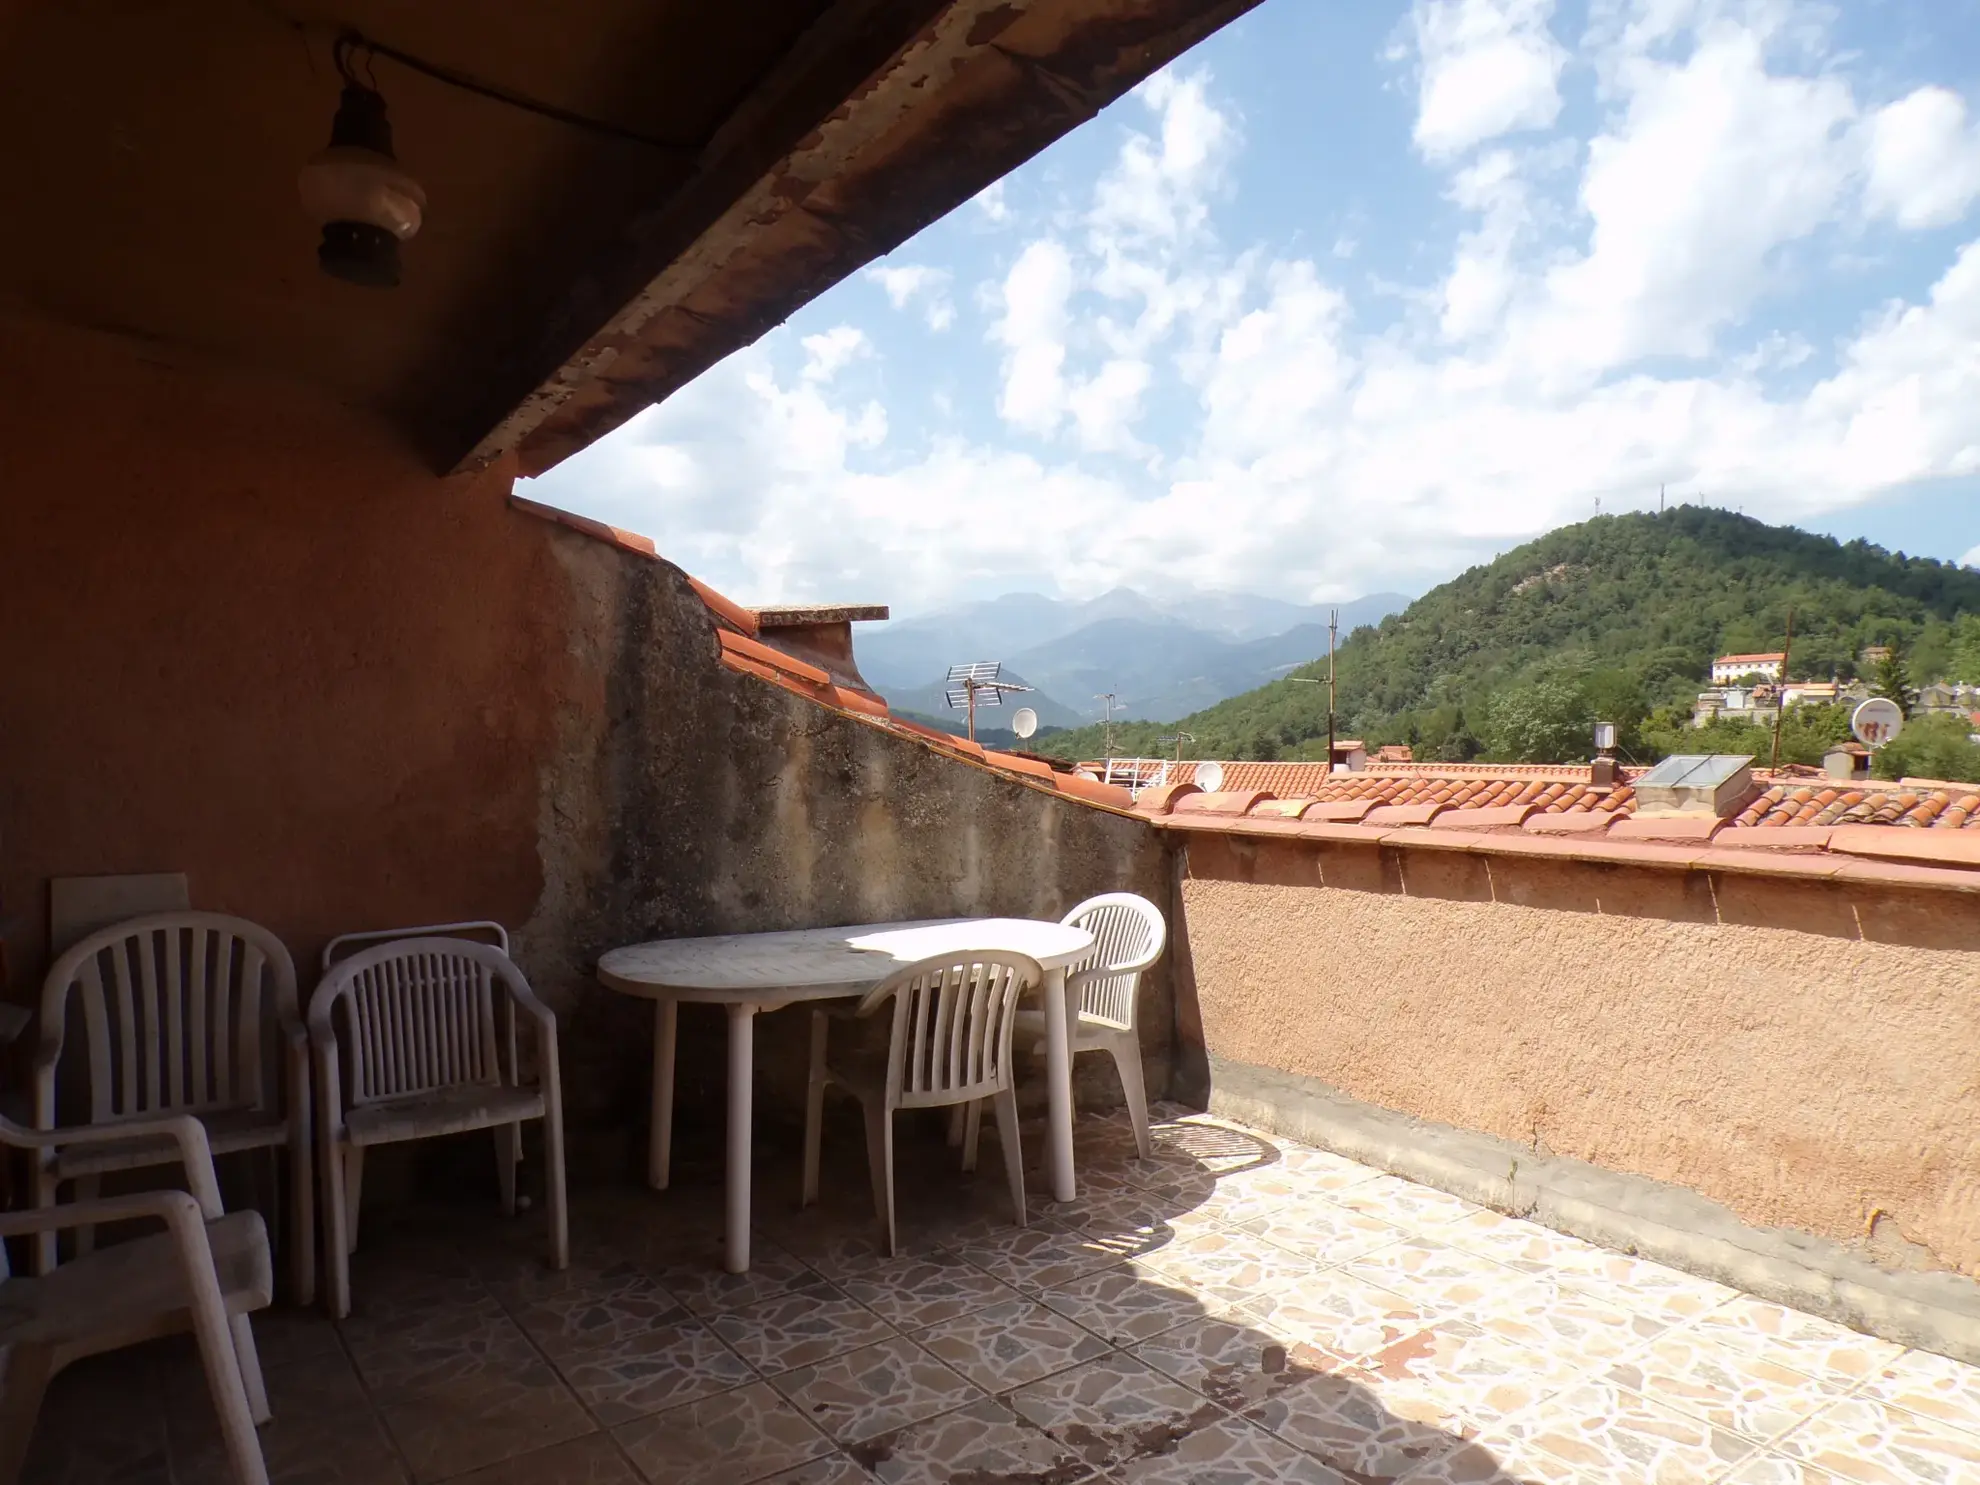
[1175,790,1275,817]
[1432,804,1540,831]
[1133,783,1201,816]
[1522,811,1620,835]
[1363,802,1447,828]
[1608,815,1725,843]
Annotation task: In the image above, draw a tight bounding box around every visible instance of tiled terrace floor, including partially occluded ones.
[26,1104,1980,1485]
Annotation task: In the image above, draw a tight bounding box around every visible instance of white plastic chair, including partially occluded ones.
[309,936,567,1319]
[802,952,1042,1256]
[1013,893,1167,1159]
[0,1112,272,1485]
[33,912,312,1303]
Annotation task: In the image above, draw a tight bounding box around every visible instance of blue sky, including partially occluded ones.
[529,0,1980,614]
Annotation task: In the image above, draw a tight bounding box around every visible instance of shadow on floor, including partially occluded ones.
[23,1103,1566,1485]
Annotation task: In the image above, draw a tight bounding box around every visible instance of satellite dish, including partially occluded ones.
[1011,707,1039,740]
[1851,697,1905,749]
[1194,760,1225,792]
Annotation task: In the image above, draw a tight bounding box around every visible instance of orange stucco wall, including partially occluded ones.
[1176,832,1980,1278]
[0,309,577,997]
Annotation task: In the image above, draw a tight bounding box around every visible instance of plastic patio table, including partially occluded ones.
[596,917,1095,1272]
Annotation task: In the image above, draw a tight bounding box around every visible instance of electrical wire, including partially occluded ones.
[310,20,701,155]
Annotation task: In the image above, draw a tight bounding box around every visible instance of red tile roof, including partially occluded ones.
[515,495,1135,813]
[1131,760,1980,880]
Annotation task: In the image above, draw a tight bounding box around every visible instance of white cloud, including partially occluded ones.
[1411,0,1567,160]
[973,180,1010,223]
[991,240,1074,436]
[866,263,957,330]
[1863,86,1980,230]
[799,326,871,382]
[1963,543,1980,569]
[527,5,1980,617]
[1518,21,1856,374]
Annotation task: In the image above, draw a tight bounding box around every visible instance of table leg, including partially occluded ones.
[1043,966,1077,1203]
[648,998,678,1190]
[724,1002,755,1273]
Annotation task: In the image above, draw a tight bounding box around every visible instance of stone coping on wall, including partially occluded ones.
[1199,1056,1980,1366]
[510,492,1139,816]
[1141,781,1980,891]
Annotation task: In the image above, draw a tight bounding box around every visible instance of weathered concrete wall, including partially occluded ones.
[520,529,1174,1134]
[1174,831,1980,1279]
[0,307,1171,1153]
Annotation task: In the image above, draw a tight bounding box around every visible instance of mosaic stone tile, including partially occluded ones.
[1273,1144,1389,1193]
[550,1315,756,1425]
[952,1221,1121,1294]
[1608,1331,1848,1443]
[1143,1120,1277,1175]
[498,1261,688,1364]
[836,1250,1022,1329]
[164,1343,408,1485]
[614,1380,835,1485]
[1390,1435,1556,1484]
[1351,1317,1588,1439]
[1063,1185,1196,1256]
[1038,1260,1223,1344]
[1330,1175,1486,1229]
[1688,1298,1907,1385]
[1132,1313,1356,1414]
[1240,1271,1430,1363]
[340,1284,516,1386]
[1008,1352,1225,1473]
[363,1312,595,1481]
[710,1278,898,1373]
[433,1433,639,1485]
[1469,1276,1671,1364]
[912,1296,1111,1393]
[1771,1396,1980,1482]
[1238,1196,1410,1268]
[770,1335,982,1444]
[1114,1412,1352,1483]
[1722,1455,1851,1484]
[1247,1363,1468,1484]
[1335,1237,1518,1316]
[1437,1208,1612,1277]
[655,1237,817,1316]
[757,1456,878,1485]
[1852,1348,1980,1438]
[1553,1253,1739,1323]
[1185,1163,1311,1226]
[851,1396,1085,1484]
[1136,1226,1321,1307]
[1497,1378,1760,1483]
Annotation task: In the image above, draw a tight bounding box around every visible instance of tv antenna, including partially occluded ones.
[1287,607,1339,767]
[1159,730,1195,763]
[944,661,1032,743]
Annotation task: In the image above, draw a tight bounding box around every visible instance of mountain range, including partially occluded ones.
[859,587,1407,726]
[1034,508,1980,767]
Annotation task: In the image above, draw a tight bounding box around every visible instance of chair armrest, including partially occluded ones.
[10,1115,226,1219]
[502,977,558,1034]
[0,1187,202,1240]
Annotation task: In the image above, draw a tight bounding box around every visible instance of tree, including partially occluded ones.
[1872,642,1918,712]
[1950,615,1980,685]
[1871,713,1980,784]
[1484,678,1595,763]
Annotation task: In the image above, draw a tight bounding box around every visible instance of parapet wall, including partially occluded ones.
[1168,822,1980,1287]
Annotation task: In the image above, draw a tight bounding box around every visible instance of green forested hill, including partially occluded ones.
[1036,507,1980,772]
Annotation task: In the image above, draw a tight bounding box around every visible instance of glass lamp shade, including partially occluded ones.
[298,146,426,240]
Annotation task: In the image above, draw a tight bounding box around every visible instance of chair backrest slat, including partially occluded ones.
[1062,894,1167,1033]
[41,913,299,1123]
[861,952,1042,1110]
[319,940,507,1107]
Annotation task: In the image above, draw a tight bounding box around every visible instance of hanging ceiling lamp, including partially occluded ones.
[297,37,426,288]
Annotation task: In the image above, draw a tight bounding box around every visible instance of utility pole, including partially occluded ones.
[1095,693,1120,760]
[1159,730,1195,764]
[1328,607,1338,772]
[1770,606,1794,771]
